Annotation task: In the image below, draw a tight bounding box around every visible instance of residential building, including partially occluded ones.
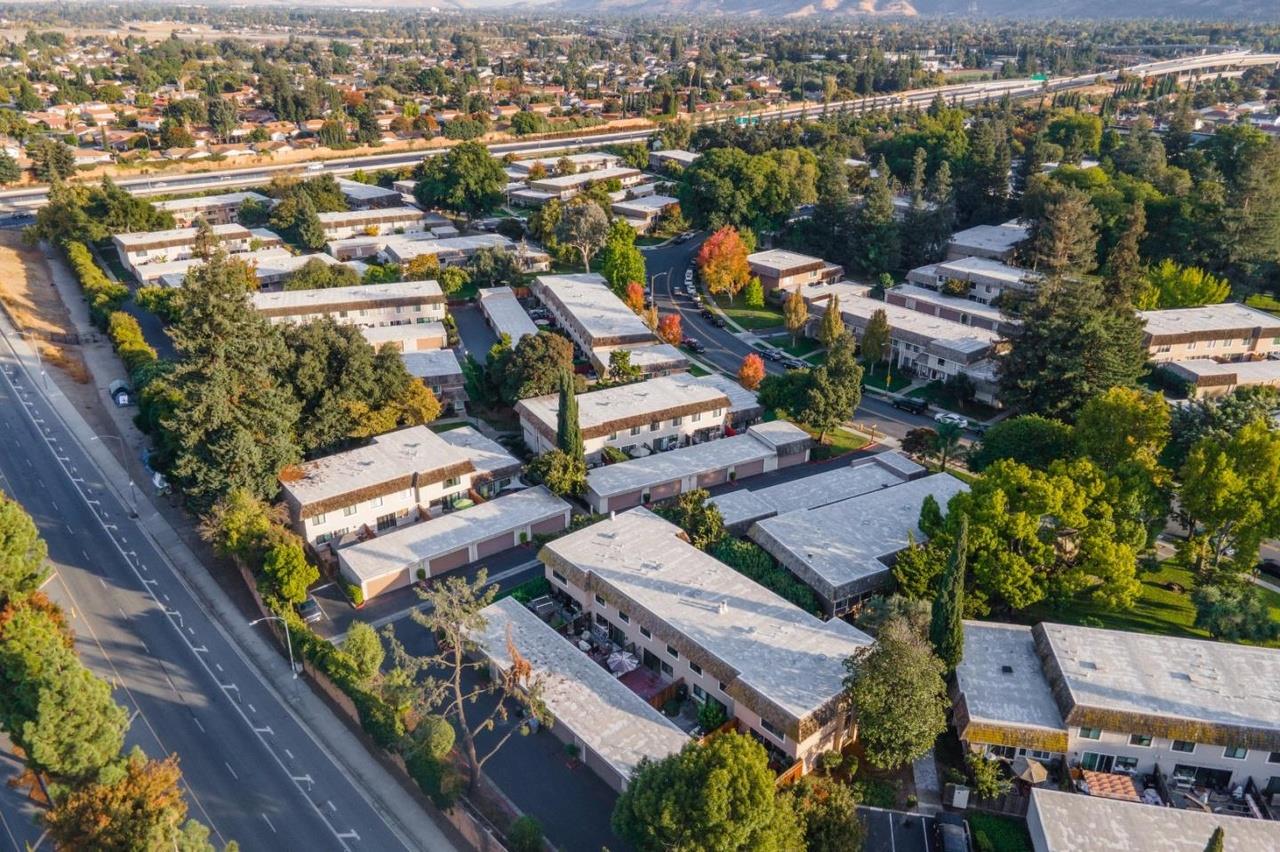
[527,272,656,368]
[358,322,447,352]
[1140,303,1280,363]
[527,166,644,201]
[280,424,522,548]
[509,151,621,175]
[687,372,765,428]
[748,470,968,615]
[886,283,1016,334]
[339,486,571,600]
[946,219,1031,262]
[515,374,731,461]
[585,421,812,514]
[1164,358,1280,398]
[1026,789,1280,852]
[477,286,538,345]
[906,257,1040,307]
[144,247,291,287]
[112,223,280,278]
[251,280,446,327]
[747,250,843,296]
[381,233,518,267]
[472,597,689,792]
[335,177,403,209]
[648,149,700,171]
[539,508,872,772]
[611,195,679,233]
[602,343,689,378]
[954,622,1280,803]
[151,190,273,227]
[401,349,468,414]
[316,206,428,240]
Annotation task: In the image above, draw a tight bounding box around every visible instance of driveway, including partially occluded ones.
[452,302,500,365]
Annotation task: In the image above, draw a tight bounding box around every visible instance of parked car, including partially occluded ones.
[711,316,727,328]
[682,338,706,353]
[763,349,784,362]
[783,357,807,370]
[934,411,970,429]
[935,813,970,852]
[891,396,929,415]
[1258,559,1280,582]
[700,307,715,319]
[684,269,694,285]
[296,597,323,624]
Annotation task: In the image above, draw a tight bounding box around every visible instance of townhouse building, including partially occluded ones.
[648,149,700,171]
[251,280,446,327]
[954,622,1280,805]
[526,166,645,201]
[539,508,872,773]
[358,322,448,352]
[1164,358,1280,398]
[1140,303,1280,364]
[151,191,273,227]
[509,151,621,175]
[886,283,1016,334]
[946,219,1031,262]
[280,424,522,549]
[113,223,281,278]
[477,286,538,345]
[747,249,843,296]
[316,206,428,240]
[610,195,680,233]
[905,256,1041,307]
[515,374,731,461]
[527,272,658,372]
[401,349,468,415]
[335,177,403,210]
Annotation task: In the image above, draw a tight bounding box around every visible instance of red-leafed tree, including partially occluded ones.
[624,280,646,314]
[657,313,682,345]
[696,226,750,303]
[738,353,765,390]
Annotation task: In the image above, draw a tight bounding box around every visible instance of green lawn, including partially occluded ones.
[909,380,1001,421]
[968,813,1032,852]
[635,235,668,247]
[781,337,824,358]
[861,365,913,392]
[429,421,468,433]
[1020,560,1280,648]
[711,293,785,330]
[803,425,872,460]
[687,364,711,377]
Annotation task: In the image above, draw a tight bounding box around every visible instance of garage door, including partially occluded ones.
[532,514,567,536]
[429,548,470,576]
[476,531,515,559]
[607,490,644,512]
[364,569,411,600]
[650,481,680,501]
[777,450,807,469]
[734,460,766,478]
[697,469,726,488]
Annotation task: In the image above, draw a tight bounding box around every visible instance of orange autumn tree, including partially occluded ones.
[697,226,751,303]
[738,353,765,390]
[657,313,682,345]
[624,280,646,314]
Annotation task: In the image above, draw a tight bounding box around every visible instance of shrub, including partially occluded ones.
[966,752,1012,800]
[843,754,860,778]
[711,538,821,614]
[406,750,462,810]
[64,241,128,326]
[818,751,843,775]
[107,311,157,374]
[507,815,544,852]
[697,699,727,732]
[662,698,682,717]
[345,583,365,607]
[564,742,580,760]
[411,714,456,761]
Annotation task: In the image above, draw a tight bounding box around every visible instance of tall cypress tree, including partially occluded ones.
[930,515,967,673]
[1204,826,1224,852]
[555,369,583,461]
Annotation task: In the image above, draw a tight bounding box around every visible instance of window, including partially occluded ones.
[672,416,682,426]
[689,661,702,676]
[1172,741,1196,754]
[371,496,383,508]
[666,644,679,659]
[551,570,567,585]
[1113,756,1139,772]
[1224,746,1248,760]
[1078,727,1102,740]
[692,411,702,422]
[595,613,609,627]
[1028,749,1052,761]
[988,745,1017,760]
[618,611,629,623]
[718,681,727,693]
[640,626,652,639]
[760,718,784,741]
[1129,734,1153,748]
[1269,752,1280,765]
[311,513,326,526]
[443,476,460,489]
[660,661,673,677]
[630,426,641,436]
[376,513,397,531]
[692,684,706,701]
[650,422,660,432]
[594,594,606,606]
[343,505,359,517]
[609,431,618,441]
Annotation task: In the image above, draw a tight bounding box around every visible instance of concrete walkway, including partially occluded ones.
[911,749,943,815]
[29,244,463,851]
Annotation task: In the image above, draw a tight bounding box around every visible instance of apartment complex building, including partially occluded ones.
[358,322,448,353]
[527,166,645,201]
[526,272,665,373]
[1141,303,1280,364]
[515,374,730,461]
[316,206,428,240]
[539,508,872,772]
[113,223,282,278]
[747,249,843,296]
[945,219,1031,262]
[335,177,403,209]
[401,349,468,414]
[905,256,1040,307]
[885,283,1013,334]
[477,286,538,345]
[251,280,446,327]
[151,190,273,227]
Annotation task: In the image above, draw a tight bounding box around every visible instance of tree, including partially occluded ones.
[45,749,217,852]
[343,621,386,685]
[743,276,764,308]
[662,489,725,550]
[966,752,1012,800]
[1075,387,1170,473]
[467,247,521,289]
[525,448,586,497]
[969,415,1075,472]
[902,427,940,460]
[414,141,505,220]
[696,226,750,303]
[784,290,808,346]
[852,160,900,278]
[1192,580,1280,643]
[1104,202,1146,306]
[0,493,47,601]
[508,816,544,852]
[929,517,967,673]
[556,201,610,272]
[492,331,574,405]
[1136,260,1230,310]
[799,334,862,443]
[0,152,21,186]
[934,421,963,472]
[843,616,948,770]
[24,662,128,781]
[859,308,890,373]
[1205,826,1225,852]
[599,219,646,294]
[999,279,1146,421]
[1024,184,1099,275]
[656,313,682,345]
[738,353,765,391]
[28,137,76,182]
[1164,386,1280,472]
[612,733,804,852]
[403,253,441,283]
[284,257,360,290]
[623,281,646,314]
[555,369,583,460]
[405,570,551,793]
[787,776,865,852]
[439,266,470,297]
[206,96,239,142]
[817,295,846,348]
[262,540,317,605]
[608,348,641,383]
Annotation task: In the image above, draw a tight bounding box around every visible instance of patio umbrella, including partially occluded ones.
[1012,756,1048,785]
[608,651,639,675]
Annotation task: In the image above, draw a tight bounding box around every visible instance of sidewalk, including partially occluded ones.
[26,245,464,852]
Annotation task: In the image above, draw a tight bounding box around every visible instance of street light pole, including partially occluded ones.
[249,616,298,679]
[648,270,671,300]
[12,331,49,390]
[90,434,138,518]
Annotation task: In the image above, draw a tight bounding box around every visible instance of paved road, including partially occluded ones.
[0,342,449,850]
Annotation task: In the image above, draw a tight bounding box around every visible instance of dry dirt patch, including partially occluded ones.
[0,232,90,383]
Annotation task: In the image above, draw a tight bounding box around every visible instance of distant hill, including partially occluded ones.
[530,0,1277,19]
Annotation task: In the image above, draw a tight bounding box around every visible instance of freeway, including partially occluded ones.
[0,330,456,850]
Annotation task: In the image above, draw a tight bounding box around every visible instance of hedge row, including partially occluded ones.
[63,241,128,326]
[106,311,157,375]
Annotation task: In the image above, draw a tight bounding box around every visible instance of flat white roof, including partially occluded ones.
[713,452,923,528]
[517,374,729,436]
[947,220,1030,254]
[532,273,654,345]
[748,249,826,274]
[358,322,446,349]
[890,284,1008,325]
[113,222,250,250]
[650,149,699,164]
[913,255,1036,286]
[587,421,810,499]
[955,622,1065,733]
[152,190,271,212]
[543,508,872,722]
[1029,788,1280,852]
[401,348,463,380]
[1039,622,1280,734]
[750,473,969,595]
[336,177,402,201]
[478,286,538,344]
[383,233,514,263]
[528,166,642,190]
[139,246,296,283]
[473,597,688,781]
[510,151,620,172]
[252,250,341,279]
[601,343,688,370]
[1139,302,1280,338]
[316,206,426,225]
[1166,358,1280,384]
[341,486,570,582]
[436,425,521,477]
[251,279,444,314]
[611,194,679,216]
[806,288,997,356]
[687,372,762,416]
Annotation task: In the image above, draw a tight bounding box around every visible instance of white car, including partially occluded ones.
[306,163,325,172]
[933,412,969,429]
[684,269,694,285]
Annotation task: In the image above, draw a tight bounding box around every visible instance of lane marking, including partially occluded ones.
[261,814,277,834]
[224,762,239,780]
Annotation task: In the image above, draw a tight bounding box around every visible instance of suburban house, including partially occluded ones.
[1140,303,1280,363]
[905,256,1041,307]
[746,249,843,296]
[744,465,969,615]
[358,322,448,352]
[251,280,447,327]
[338,486,571,600]
[316,206,428,240]
[335,177,404,209]
[471,596,689,792]
[803,282,1004,405]
[401,349,468,415]
[112,223,281,278]
[151,190,274,227]
[1163,358,1280,398]
[954,622,1280,812]
[539,508,872,773]
[477,286,538,345]
[945,219,1031,262]
[1026,788,1280,852]
[585,421,812,514]
[279,424,522,548]
[515,374,731,461]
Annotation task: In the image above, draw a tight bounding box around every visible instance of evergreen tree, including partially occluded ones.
[929,516,967,673]
[853,158,900,277]
[555,369,583,461]
[860,308,891,374]
[1104,202,1146,307]
[817,294,845,347]
[0,493,48,601]
[294,195,327,251]
[1025,185,1100,275]
[0,151,21,186]
[1204,826,1224,852]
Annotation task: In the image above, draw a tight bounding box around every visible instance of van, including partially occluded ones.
[891,397,929,415]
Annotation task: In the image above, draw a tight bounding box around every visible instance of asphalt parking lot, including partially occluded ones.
[859,807,939,852]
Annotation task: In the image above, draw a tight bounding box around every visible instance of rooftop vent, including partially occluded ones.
[1080,661,1098,671]
[1001,665,1014,675]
